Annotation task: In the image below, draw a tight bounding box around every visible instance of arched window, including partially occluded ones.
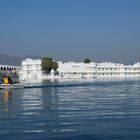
[0,66,3,70]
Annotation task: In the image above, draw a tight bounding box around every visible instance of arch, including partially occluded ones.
[0,65,21,73]
[0,66,3,70]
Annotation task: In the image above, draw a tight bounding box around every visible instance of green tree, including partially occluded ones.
[52,61,58,71]
[0,71,3,79]
[84,58,91,63]
[41,57,53,73]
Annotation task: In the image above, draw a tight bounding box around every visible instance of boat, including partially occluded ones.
[0,83,24,89]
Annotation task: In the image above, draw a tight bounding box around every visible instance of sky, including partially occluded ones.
[0,0,140,63]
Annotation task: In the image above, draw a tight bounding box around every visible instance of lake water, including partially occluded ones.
[0,79,140,140]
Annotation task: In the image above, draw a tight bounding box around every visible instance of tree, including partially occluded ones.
[41,57,53,73]
[52,61,58,71]
[84,58,91,63]
[0,72,3,78]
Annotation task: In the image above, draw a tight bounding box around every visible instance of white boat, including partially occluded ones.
[0,83,24,89]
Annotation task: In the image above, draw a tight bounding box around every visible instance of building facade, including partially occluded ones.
[19,58,140,82]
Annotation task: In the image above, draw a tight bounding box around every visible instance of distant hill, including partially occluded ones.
[0,53,41,66]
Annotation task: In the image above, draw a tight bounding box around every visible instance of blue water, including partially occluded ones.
[0,79,140,140]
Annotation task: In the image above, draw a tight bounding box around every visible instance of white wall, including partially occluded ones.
[19,58,140,83]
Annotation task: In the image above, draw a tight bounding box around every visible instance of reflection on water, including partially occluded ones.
[0,89,12,117]
[3,90,11,112]
[0,79,140,139]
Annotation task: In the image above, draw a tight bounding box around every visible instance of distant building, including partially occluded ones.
[19,58,43,83]
[19,58,140,83]
[0,64,21,75]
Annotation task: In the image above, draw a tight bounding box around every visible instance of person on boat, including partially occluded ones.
[3,75,13,84]
[3,75,9,84]
[8,76,13,84]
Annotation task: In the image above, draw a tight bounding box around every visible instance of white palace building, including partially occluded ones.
[19,58,140,82]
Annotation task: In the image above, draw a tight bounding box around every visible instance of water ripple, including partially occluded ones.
[0,80,140,139]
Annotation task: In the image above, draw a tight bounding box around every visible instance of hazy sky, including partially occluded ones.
[0,0,140,63]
